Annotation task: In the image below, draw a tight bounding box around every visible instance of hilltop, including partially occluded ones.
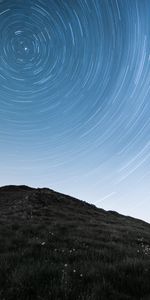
[0,185,150,300]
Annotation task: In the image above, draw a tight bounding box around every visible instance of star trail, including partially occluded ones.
[0,0,150,222]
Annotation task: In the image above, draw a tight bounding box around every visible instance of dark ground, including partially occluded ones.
[0,185,150,300]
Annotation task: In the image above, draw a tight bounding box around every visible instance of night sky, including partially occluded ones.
[0,0,150,222]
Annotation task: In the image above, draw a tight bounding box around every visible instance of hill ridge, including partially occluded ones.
[0,185,150,299]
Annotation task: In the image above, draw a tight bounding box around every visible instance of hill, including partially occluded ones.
[0,185,150,300]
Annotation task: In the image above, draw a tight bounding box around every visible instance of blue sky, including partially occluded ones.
[0,0,150,222]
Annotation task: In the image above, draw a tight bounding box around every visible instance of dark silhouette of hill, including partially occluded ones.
[0,185,150,300]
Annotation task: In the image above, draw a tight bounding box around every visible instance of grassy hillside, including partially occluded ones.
[0,185,150,300]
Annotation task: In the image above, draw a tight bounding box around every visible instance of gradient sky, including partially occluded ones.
[0,0,150,223]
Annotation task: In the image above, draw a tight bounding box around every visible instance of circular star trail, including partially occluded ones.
[0,0,150,221]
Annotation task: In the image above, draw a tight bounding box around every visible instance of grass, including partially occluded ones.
[0,185,150,299]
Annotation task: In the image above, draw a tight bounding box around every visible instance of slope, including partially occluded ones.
[0,186,150,300]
